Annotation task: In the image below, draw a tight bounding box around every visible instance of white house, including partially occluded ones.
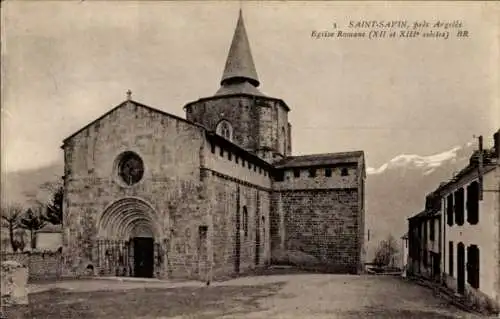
[439,131,499,304]
[36,224,63,251]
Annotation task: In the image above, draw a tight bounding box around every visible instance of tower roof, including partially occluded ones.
[220,10,260,87]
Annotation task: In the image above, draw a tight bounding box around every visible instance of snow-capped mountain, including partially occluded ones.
[364,141,478,265]
[367,142,474,176]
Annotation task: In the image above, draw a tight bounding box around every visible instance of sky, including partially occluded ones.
[1,1,499,173]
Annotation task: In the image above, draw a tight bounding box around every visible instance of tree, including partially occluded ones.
[43,186,63,225]
[1,204,23,251]
[13,229,26,252]
[19,207,46,250]
[373,234,399,267]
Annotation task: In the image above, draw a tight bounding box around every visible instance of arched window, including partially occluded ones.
[216,120,233,141]
[242,206,249,238]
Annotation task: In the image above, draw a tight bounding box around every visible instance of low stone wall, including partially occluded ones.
[0,251,64,282]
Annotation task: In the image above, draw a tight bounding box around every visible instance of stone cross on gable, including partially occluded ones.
[126,90,132,101]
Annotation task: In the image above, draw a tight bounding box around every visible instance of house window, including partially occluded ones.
[341,168,349,176]
[455,188,465,226]
[448,241,454,276]
[210,143,216,154]
[467,181,479,225]
[293,169,300,178]
[467,245,480,289]
[325,167,332,177]
[308,168,316,178]
[447,194,454,226]
[430,219,435,241]
[235,156,239,164]
[216,120,233,141]
[242,207,249,238]
[422,221,428,266]
[423,247,428,267]
[219,146,224,157]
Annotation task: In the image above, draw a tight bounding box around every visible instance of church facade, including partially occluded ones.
[62,11,366,280]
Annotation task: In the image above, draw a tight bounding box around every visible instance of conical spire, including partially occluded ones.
[220,10,260,87]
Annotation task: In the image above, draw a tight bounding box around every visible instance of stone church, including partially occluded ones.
[62,11,366,280]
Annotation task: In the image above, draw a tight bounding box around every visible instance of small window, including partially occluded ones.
[264,171,267,177]
[235,156,239,164]
[248,163,252,170]
[293,169,300,178]
[242,159,245,167]
[253,165,256,172]
[210,143,216,154]
[325,168,332,177]
[259,167,262,174]
[308,168,316,178]
[275,171,284,182]
[243,207,249,238]
[341,168,349,176]
[216,120,233,141]
[219,146,224,157]
[198,225,208,237]
[228,152,232,161]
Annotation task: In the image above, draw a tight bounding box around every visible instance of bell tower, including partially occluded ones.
[184,10,292,162]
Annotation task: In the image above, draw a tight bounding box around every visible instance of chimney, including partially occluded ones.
[494,130,500,159]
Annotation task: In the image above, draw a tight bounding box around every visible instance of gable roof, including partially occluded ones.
[274,151,364,169]
[432,155,498,196]
[62,99,205,146]
[60,99,275,171]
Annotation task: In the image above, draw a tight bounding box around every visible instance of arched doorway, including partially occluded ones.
[96,198,162,278]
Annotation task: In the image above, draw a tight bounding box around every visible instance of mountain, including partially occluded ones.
[0,142,479,267]
[1,162,64,207]
[364,141,477,265]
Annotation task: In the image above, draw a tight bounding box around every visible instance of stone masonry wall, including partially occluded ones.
[0,252,63,282]
[63,101,207,279]
[279,189,362,273]
[205,172,271,279]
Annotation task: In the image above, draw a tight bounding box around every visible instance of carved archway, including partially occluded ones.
[97,197,161,240]
[95,197,164,278]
